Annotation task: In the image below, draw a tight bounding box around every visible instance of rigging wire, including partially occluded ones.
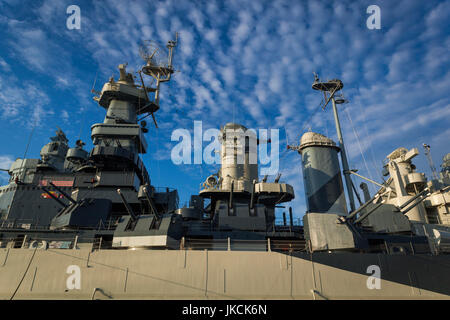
[277,97,327,177]
[77,108,87,141]
[91,70,99,93]
[343,104,378,195]
[22,124,36,160]
[354,97,385,183]
[80,69,100,140]
[18,123,36,181]
[298,99,326,141]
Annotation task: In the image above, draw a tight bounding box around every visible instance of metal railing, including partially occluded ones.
[183,238,307,252]
[0,235,78,249]
[0,218,119,231]
[0,219,50,231]
[184,223,302,235]
[0,233,307,253]
[274,217,302,226]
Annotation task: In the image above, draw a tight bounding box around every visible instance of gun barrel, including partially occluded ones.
[41,186,68,208]
[117,189,137,221]
[49,182,77,204]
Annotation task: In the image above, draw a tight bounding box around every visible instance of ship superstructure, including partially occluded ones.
[0,40,449,299]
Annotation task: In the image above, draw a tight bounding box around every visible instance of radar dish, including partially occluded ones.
[139,40,169,70]
[135,33,178,128]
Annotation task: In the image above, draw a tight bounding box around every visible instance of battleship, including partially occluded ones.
[0,34,449,300]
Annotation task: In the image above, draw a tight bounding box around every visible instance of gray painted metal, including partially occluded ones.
[330,97,356,212]
[0,46,449,300]
[0,248,449,299]
[303,213,362,251]
[299,132,348,215]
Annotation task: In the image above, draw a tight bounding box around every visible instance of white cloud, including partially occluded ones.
[0,0,448,213]
[61,110,69,122]
[0,74,51,126]
[0,57,11,72]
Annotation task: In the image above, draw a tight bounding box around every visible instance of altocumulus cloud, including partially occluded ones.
[0,0,448,219]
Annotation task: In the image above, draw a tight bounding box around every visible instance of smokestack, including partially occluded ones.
[219,123,258,193]
[297,132,348,215]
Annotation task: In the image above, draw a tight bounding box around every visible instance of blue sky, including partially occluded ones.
[0,0,449,221]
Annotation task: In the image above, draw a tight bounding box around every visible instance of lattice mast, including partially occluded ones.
[138,33,178,128]
[310,74,356,212]
[423,144,439,181]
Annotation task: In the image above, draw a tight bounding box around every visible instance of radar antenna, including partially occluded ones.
[311,74,356,212]
[137,32,179,128]
[423,144,439,181]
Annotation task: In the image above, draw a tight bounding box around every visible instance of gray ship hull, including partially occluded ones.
[1,247,449,299]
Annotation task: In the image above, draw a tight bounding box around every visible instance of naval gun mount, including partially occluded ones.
[176,123,297,244]
[46,60,181,234]
[290,131,433,254]
[66,62,167,215]
[0,35,182,241]
[287,75,450,254]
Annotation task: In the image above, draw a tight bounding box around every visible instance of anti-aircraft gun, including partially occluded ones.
[106,34,185,249]
[48,34,183,249]
[289,75,450,254]
[170,122,299,251]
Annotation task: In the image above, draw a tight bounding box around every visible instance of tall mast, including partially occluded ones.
[423,144,439,181]
[311,75,356,212]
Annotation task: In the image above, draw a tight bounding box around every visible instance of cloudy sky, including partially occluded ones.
[0,0,449,222]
